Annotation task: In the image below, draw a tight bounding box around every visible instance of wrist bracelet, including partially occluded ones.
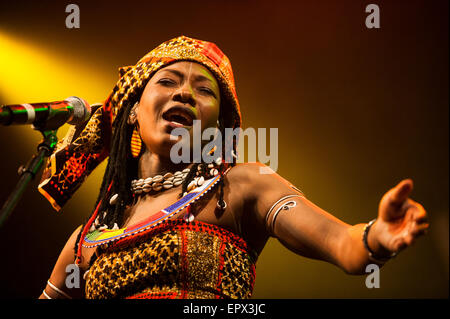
[42,289,52,299]
[47,280,72,299]
[363,219,397,263]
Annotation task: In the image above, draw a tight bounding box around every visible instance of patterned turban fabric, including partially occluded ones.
[38,35,242,211]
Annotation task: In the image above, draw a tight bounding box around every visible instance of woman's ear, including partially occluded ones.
[128,102,139,125]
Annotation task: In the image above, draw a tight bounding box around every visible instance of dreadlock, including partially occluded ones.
[73,96,139,259]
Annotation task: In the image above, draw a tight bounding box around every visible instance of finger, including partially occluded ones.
[405,201,428,224]
[391,221,428,252]
[413,204,428,224]
[392,236,408,252]
[404,234,416,246]
[389,179,414,207]
[399,227,417,247]
[402,223,429,247]
[411,222,430,237]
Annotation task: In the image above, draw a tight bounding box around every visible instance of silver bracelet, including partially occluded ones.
[47,280,72,299]
[42,289,52,299]
[265,194,303,235]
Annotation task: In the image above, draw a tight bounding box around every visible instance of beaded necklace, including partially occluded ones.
[82,174,222,249]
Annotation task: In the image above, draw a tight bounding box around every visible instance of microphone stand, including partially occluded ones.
[0,127,58,229]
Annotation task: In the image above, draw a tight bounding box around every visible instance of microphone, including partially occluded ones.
[0,96,91,129]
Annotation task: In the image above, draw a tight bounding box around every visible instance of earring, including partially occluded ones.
[128,101,139,125]
[130,126,142,158]
[208,145,217,155]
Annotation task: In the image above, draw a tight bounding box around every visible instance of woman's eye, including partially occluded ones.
[158,78,176,86]
[199,87,215,97]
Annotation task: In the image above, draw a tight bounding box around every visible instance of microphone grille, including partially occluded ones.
[65,96,92,125]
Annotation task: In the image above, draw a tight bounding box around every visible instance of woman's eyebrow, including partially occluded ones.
[160,69,183,78]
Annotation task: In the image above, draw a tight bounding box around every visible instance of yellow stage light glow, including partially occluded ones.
[0,30,113,140]
[0,30,112,219]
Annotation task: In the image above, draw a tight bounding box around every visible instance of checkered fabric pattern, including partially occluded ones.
[85,220,256,299]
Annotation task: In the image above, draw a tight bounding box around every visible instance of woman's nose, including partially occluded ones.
[173,85,196,107]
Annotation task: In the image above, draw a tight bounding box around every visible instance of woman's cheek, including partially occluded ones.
[139,90,165,125]
[137,108,154,132]
[201,105,220,129]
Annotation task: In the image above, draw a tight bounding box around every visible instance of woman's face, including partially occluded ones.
[137,61,221,158]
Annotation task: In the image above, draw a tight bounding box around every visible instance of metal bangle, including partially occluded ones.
[265,194,303,235]
[362,219,397,263]
[47,280,72,299]
[42,289,52,299]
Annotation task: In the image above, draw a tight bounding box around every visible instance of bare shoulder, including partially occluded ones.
[50,224,95,277]
[226,162,274,185]
[60,225,83,261]
[223,162,304,252]
[54,225,84,270]
[225,162,304,223]
[68,225,83,246]
[225,162,299,198]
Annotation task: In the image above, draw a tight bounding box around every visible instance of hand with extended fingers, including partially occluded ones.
[369,179,429,259]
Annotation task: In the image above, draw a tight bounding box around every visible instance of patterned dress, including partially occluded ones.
[84,219,257,299]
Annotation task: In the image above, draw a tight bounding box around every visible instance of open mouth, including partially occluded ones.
[162,106,196,127]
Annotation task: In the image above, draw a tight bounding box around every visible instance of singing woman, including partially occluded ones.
[37,36,428,299]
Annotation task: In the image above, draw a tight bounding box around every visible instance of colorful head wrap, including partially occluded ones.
[38,35,242,211]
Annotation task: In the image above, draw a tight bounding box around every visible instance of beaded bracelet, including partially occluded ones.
[362,219,397,263]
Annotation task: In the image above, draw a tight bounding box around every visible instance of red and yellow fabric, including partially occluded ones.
[84,219,257,299]
[38,35,242,211]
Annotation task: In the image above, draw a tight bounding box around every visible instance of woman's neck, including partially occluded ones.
[138,149,192,178]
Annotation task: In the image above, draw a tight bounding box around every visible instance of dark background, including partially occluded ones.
[0,0,448,298]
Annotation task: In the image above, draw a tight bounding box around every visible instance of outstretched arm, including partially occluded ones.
[242,164,429,275]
